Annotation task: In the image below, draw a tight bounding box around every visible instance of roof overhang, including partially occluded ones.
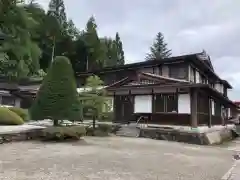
[106,72,190,90]
[76,53,199,76]
[107,77,237,108]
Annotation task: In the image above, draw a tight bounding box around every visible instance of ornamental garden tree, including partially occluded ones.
[80,75,108,129]
[30,56,81,126]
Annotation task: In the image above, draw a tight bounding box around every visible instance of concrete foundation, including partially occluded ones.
[139,124,236,145]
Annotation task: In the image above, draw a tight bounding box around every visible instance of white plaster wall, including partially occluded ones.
[211,100,215,115]
[102,97,113,112]
[196,71,200,83]
[189,66,195,82]
[178,94,190,114]
[153,66,160,74]
[134,95,152,113]
[215,83,223,93]
[228,108,231,118]
[15,98,21,108]
[162,65,169,77]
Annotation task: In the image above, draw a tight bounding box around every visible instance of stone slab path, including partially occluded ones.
[0,124,45,135]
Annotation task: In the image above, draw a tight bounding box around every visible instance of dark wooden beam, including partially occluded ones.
[190,88,198,128]
[209,97,212,128]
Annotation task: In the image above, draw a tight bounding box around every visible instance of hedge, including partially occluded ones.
[8,107,29,122]
[0,107,24,125]
[41,126,86,141]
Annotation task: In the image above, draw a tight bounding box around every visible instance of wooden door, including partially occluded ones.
[122,95,134,122]
[114,95,134,123]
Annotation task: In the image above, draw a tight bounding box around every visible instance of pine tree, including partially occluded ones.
[83,16,104,70]
[47,0,68,63]
[30,56,81,125]
[80,75,107,129]
[146,32,172,61]
[100,37,118,67]
[115,32,125,65]
[47,0,67,30]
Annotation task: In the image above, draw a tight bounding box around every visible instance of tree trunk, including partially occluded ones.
[93,115,96,130]
[53,119,58,126]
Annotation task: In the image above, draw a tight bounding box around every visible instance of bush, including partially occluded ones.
[30,56,82,125]
[8,107,29,122]
[86,126,94,136]
[100,112,113,122]
[98,124,112,133]
[85,124,112,137]
[0,107,24,125]
[93,129,108,137]
[41,126,86,141]
[112,125,121,134]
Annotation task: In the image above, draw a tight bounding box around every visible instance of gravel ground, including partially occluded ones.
[0,136,237,180]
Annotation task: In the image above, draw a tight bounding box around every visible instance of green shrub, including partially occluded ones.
[94,129,109,137]
[85,124,112,137]
[41,126,86,141]
[100,112,113,122]
[98,124,112,133]
[86,126,94,136]
[30,56,82,125]
[112,125,121,134]
[8,107,29,122]
[0,107,24,125]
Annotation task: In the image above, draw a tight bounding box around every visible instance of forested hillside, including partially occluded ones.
[0,0,125,80]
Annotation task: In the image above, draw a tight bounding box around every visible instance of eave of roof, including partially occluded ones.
[76,53,199,76]
[76,52,232,89]
[142,72,189,83]
[107,82,237,108]
[190,54,232,89]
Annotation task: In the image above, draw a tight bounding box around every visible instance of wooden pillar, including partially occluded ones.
[190,88,198,128]
[221,106,226,126]
[113,92,116,123]
[208,98,212,128]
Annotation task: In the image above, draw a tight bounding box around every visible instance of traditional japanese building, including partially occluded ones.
[0,50,237,128]
[76,51,238,128]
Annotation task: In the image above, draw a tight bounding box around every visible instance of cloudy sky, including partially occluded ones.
[37,0,240,100]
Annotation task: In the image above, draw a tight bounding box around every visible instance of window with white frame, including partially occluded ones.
[1,96,15,106]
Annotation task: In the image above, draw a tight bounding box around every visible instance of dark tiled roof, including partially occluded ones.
[76,53,197,76]
[76,52,232,89]
[107,72,190,89]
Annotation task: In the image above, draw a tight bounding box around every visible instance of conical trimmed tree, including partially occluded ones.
[30,56,81,126]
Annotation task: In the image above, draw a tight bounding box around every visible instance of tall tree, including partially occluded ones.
[1,1,127,76]
[115,32,125,65]
[145,32,172,61]
[0,0,42,80]
[66,19,80,40]
[69,37,88,73]
[30,56,81,126]
[82,16,105,71]
[100,37,118,67]
[47,0,67,30]
[47,0,67,62]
